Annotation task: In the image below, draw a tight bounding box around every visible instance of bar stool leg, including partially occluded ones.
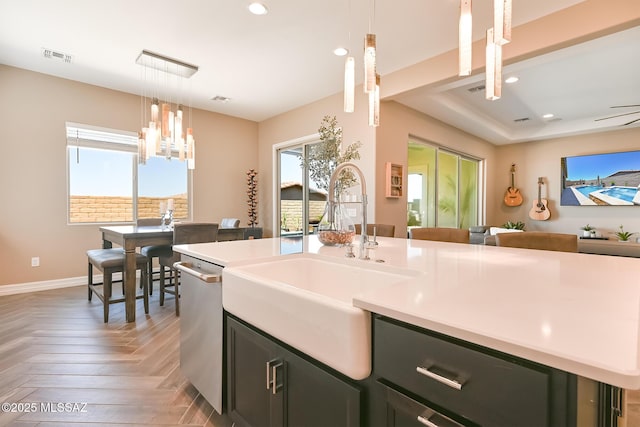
[143,268,149,314]
[159,265,165,306]
[103,269,112,323]
[88,262,93,301]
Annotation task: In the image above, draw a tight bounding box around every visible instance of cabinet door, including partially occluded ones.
[227,315,361,427]
[284,347,361,427]
[227,317,283,427]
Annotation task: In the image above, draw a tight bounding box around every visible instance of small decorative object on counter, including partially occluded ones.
[317,202,355,246]
[614,225,635,242]
[247,169,258,227]
[580,224,595,237]
[502,220,525,230]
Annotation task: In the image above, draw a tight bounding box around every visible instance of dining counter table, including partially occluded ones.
[99,225,173,322]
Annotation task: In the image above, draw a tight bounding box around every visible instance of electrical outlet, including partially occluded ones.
[31,257,40,267]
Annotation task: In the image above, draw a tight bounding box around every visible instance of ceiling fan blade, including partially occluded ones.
[611,105,640,108]
[595,110,640,121]
[623,117,640,126]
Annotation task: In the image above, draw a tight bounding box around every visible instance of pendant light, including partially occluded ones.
[459,0,472,76]
[364,33,377,93]
[493,0,512,46]
[364,0,377,94]
[485,28,502,100]
[368,73,380,127]
[344,56,355,113]
[343,0,355,113]
[136,50,198,169]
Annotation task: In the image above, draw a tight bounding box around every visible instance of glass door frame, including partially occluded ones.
[272,134,321,237]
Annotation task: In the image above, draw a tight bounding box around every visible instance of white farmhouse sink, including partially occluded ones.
[222,253,418,380]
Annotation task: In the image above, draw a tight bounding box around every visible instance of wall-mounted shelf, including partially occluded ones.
[385,162,403,198]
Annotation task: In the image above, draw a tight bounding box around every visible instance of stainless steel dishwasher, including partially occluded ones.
[173,254,224,414]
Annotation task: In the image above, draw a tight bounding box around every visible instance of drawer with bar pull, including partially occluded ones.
[374,316,552,426]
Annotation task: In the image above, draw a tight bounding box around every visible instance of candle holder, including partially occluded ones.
[161,209,174,229]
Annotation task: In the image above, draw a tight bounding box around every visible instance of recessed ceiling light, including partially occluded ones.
[542,113,554,119]
[333,47,348,56]
[248,2,268,15]
[505,76,519,84]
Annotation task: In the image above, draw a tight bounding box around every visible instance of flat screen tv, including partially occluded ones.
[560,150,640,206]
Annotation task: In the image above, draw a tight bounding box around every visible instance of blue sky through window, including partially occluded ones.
[69,147,187,197]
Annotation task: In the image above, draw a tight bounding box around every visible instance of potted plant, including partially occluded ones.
[614,225,635,242]
[502,220,525,230]
[580,224,595,237]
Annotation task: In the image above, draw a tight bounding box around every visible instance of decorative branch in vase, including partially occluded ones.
[300,115,361,246]
[247,169,258,227]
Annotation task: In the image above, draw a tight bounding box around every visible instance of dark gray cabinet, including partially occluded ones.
[373,316,579,427]
[226,315,361,427]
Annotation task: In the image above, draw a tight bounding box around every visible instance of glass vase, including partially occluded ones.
[317,202,355,246]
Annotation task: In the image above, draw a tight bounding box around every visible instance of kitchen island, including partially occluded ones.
[174,235,640,426]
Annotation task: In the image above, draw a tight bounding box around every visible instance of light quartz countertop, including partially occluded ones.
[174,235,640,389]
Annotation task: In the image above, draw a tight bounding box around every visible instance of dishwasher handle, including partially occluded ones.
[173,262,222,283]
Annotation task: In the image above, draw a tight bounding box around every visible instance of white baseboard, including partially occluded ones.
[0,272,134,297]
[0,276,86,296]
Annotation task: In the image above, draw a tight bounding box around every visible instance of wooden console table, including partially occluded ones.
[578,238,640,258]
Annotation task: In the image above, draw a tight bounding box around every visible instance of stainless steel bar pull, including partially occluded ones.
[416,365,463,390]
[271,361,284,394]
[173,262,221,283]
[417,415,440,427]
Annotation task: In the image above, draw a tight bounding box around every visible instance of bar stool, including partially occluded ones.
[87,248,150,322]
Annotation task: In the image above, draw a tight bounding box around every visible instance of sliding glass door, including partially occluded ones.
[277,142,326,237]
[407,140,480,230]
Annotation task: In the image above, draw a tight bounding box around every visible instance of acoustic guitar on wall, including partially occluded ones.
[503,164,523,207]
[529,177,551,221]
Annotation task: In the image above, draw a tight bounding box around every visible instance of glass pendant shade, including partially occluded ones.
[165,110,174,159]
[151,98,159,123]
[459,0,472,76]
[364,33,376,93]
[138,131,146,164]
[493,0,512,45]
[344,56,355,113]
[146,123,156,158]
[175,107,184,161]
[485,28,502,100]
[368,73,380,127]
[161,103,170,138]
[186,128,195,170]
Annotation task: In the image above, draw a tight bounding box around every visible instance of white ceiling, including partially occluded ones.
[1,0,637,145]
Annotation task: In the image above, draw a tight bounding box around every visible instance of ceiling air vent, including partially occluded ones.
[467,84,486,93]
[211,95,231,103]
[514,117,530,123]
[42,48,72,63]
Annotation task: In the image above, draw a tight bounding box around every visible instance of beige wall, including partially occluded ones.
[0,65,257,286]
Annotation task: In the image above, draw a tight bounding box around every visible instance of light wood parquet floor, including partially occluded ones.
[0,284,233,427]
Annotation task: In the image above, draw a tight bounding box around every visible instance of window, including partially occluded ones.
[407,140,481,229]
[66,122,189,224]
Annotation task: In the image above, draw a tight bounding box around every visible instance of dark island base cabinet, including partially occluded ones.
[226,315,361,427]
[371,316,610,427]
